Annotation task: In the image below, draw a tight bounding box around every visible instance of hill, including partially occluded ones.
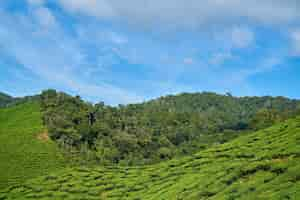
[0,101,65,189]
[0,92,40,108]
[40,90,300,165]
[1,115,299,199]
[0,92,14,108]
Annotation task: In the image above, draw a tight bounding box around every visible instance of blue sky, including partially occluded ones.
[0,0,300,105]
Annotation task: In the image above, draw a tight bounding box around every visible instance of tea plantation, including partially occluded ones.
[0,101,65,189]
[1,114,299,199]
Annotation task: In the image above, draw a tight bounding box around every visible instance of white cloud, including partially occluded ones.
[58,0,115,19]
[0,9,143,105]
[33,7,57,27]
[231,26,255,48]
[109,32,128,45]
[0,1,295,103]
[26,0,57,29]
[228,56,283,84]
[291,30,300,56]
[210,52,233,66]
[27,0,44,6]
[183,57,194,65]
[208,26,254,67]
[57,0,300,29]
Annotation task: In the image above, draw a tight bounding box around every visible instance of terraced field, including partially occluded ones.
[1,115,299,199]
[0,101,65,189]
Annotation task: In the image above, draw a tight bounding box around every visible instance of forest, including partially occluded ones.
[40,89,300,165]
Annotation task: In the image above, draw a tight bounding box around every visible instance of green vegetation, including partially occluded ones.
[1,115,299,199]
[0,101,65,189]
[0,93,14,108]
[0,92,40,108]
[40,90,300,165]
[0,90,299,199]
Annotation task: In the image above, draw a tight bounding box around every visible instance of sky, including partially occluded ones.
[0,0,300,105]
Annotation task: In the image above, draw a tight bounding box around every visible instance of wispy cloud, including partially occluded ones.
[27,0,44,6]
[227,56,283,85]
[59,0,115,19]
[0,5,143,105]
[208,26,254,66]
[209,52,233,66]
[290,29,300,56]
[183,57,194,65]
[57,0,300,29]
[0,1,298,104]
[231,26,255,49]
[33,7,57,28]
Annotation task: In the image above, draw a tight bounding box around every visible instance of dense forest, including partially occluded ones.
[40,90,300,165]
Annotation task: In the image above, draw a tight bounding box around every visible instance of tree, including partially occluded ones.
[40,90,300,165]
[250,109,281,130]
[157,147,173,160]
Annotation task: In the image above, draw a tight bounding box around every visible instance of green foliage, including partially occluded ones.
[0,101,65,189]
[250,108,281,130]
[40,90,300,165]
[0,92,41,108]
[2,115,300,199]
[41,90,92,144]
[0,92,14,108]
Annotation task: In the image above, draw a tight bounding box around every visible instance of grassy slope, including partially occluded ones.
[0,101,65,189]
[1,116,300,199]
[0,93,13,108]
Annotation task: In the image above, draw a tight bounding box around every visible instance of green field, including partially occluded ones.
[1,114,299,199]
[0,101,65,189]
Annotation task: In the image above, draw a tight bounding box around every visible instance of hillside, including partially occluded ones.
[1,115,299,199]
[0,101,65,189]
[40,90,300,165]
[0,92,40,108]
[0,93,14,108]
